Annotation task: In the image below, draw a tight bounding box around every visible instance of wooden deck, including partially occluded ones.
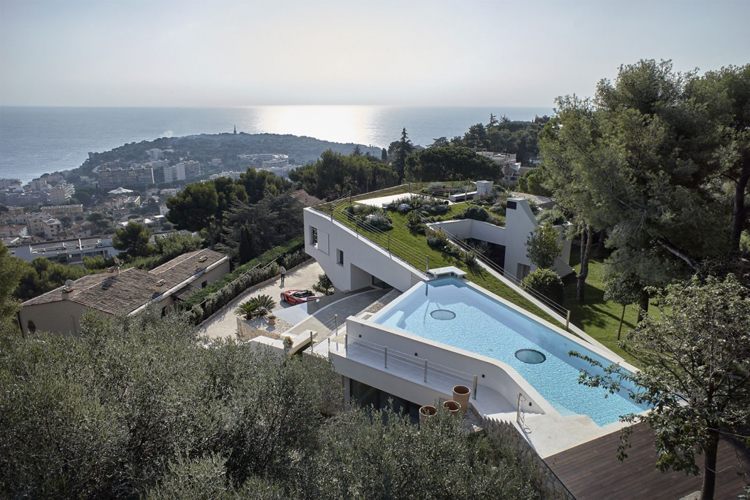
[545,424,749,499]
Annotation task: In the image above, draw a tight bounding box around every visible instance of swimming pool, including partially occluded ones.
[372,278,647,426]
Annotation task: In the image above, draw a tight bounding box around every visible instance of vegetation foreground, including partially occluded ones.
[0,312,543,499]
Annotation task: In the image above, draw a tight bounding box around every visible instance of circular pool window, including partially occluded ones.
[515,349,546,364]
[430,309,456,320]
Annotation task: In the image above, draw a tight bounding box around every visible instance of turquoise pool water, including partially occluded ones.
[373,278,647,426]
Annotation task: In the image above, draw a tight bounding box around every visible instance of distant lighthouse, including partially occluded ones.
[233,124,237,135]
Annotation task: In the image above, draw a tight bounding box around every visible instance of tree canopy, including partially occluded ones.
[405,146,498,182]
[289,150,398,200]
[0,311,543,498]
[166,182,219,231]
[526,223,561,269]
[0,243,23,326]
[113,221,152,257]
[575,274,750,500]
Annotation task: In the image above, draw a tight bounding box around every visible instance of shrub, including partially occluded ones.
[537,208,566,226]
[237,294,276,320]
[313,274,334,295]
[426,229,450,250]
[459,206,490,222]
[406,211,425,234]
[364,212,392,231]
[521,268,564,305]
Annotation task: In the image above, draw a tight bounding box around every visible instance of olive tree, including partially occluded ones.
[574,274,750,500]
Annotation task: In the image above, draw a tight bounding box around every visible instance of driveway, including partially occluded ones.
[197,260,325,340]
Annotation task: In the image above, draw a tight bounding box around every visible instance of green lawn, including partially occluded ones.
[330,202,560,326]
[563,252,638,363]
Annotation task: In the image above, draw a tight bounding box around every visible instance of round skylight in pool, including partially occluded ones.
[515,349,546,364]
[430,309,456,320]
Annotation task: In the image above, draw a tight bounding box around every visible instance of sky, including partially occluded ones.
[1,0,748,108]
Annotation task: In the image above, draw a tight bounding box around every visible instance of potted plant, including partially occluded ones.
[419,405,437,425]
[443,400,461,417]
[267,314,277,326]
[452,385,471,414]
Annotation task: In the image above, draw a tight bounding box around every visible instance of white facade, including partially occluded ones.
[429,197,573,280]
[303,208,425,292]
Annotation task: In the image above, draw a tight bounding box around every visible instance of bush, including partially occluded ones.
[313,274,334,295]
[426,229,450,250]
[459,206,490,222]
[237,294,276,320]
[406,210,425,234]
[521,268,564,305]
[364,212,392,231]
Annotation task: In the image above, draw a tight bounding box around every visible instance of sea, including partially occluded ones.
[0,105,551,183]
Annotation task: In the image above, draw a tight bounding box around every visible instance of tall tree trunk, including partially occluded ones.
[730,159,750,253]
[576,224,592,303]
[701,428,720,500]
[637,290,650,323]
[617,304,626,340]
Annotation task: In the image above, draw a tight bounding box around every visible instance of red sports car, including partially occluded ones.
[281,289,317,305]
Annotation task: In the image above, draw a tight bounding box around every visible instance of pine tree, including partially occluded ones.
[238,225,253,264]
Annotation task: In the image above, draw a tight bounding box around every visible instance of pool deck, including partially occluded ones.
[545,422,750,499]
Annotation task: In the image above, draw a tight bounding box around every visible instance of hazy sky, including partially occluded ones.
[1,0,748,107]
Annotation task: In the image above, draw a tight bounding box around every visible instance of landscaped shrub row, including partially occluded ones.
[344,204,393,231]
[184,238,307,324]
[384,195,450,216]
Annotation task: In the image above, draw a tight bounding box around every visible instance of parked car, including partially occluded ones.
[281,289,317,305]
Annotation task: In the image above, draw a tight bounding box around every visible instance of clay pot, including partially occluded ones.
[419,405,437,425]
[443,400,461,417]
[452,385,471,414]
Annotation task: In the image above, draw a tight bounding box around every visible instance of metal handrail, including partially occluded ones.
[348,337,479,398]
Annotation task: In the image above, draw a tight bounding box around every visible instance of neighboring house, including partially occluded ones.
[10,237,121,263]
[18,248,230,335]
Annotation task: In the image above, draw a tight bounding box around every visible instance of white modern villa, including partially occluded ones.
[295,184,646,458]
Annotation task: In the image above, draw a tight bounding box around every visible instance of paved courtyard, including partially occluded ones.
[197,260,325,340]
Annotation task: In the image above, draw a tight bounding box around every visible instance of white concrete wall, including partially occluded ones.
[430,198,573,280]
[503,198,538,279]
[340,317,550,416]
[303,208,425,292]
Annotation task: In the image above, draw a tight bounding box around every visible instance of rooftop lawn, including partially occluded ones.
[327,201,561,326]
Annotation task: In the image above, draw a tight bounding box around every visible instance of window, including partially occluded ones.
[336,249,344,266]
[310,226,318,246]
[517,263,531,280]
[27,320,37,334]
[201,280,208,288]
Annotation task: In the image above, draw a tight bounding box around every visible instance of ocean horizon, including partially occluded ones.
[0,105,552,183]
